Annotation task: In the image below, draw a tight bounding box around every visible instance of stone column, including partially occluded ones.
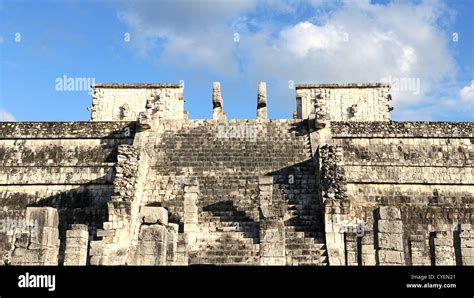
[376,207,405,265]
[175,234,189,265]
[324,199,350,265]
[459,224,474,265]
[167,223,179,265]
[345,233,359,266]
[135,224,168,265]
[260,220,285,265]
[183,178,199,246]
[212,82,226,120]
[434,231,456,265]
[258,176,286,265]
[256,81,267,120]
[11,207,60,265]
[409,233,430,265]
[64,224,89,266]
[360,231,377,266]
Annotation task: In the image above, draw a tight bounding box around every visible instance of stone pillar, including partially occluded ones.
[409,233,431,265]
[212,82,226,120]
[90,144,151,265]
[434,231,456,265]
[376,207,405,265]
[360,231,377,265]
[260,220,285,265]
[135,224,168,265]
[167,223,179,265]
[324,199,350,265]
[175,234,189,265]
[258,176,286,265]
[183,178,199,246]
[256,81,267,120]
[11,207,59,265]
[64,224,89,266]
[345,233,359,266]
[459,224,474,265]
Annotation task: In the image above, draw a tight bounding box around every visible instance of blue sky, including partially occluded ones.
[0,0,473,121]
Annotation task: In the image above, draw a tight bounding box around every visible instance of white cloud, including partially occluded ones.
[243,0,456,107]
[0,109,16,122]
[460,80,474,104]
[117,0,257,75]
[117,0,458,116]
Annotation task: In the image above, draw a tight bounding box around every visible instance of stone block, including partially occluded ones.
[260,257,285,266]
[29,227,59,248]
[96,229,116,238]
[378,250,404,264]
[184,185,199,193]
[89,241,103,256]
[377,220,403,233]
[140,206,168,225]
[259,176,273,185]
[184,221,198,231]
[461,238,474,248]
[69,224,88,231]
[65,237,88,248]
[14,233,29,248]
[66,229,89,239]
[183,204,198,214]
[137,240,167,255]
[260,229,285,242]
[12,248,58,265]
[183,193,198,200]
[260,243,285,257]
[25,207,59,228]
[378,233,404,251]
[139,225,167,242]
[461,247,474,257]
[361,254,376,266]
[378,207,401,220]
[168,223,179,232]
[461,256,474,265]
[434,237,453,247]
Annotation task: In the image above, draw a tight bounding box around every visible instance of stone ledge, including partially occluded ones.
[93,83,183,89]
[331,121,474,138]
[0,122,137,139]
[295,83,390,89]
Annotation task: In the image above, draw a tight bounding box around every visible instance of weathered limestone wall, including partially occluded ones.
[322,121,474,265]
[0,122,135,265]
[63,224,89,266]
[10,207,60,265]
[90,84,185,121]
[296,84,391,121]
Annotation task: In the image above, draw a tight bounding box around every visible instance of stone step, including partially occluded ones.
[189,256,260,265]
[197,231,259,240]
[195,243,260,251]
[195,237,258,245]
[286,243,326,250]
[200,221,258,227]
[286,255,328,266]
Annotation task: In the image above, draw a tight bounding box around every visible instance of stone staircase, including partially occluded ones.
[189,201,260,265]
[146,119,327,265]
[271,134,328,265]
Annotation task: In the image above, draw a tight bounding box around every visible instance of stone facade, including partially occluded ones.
[295,83,392,121]
[0,82,472,266]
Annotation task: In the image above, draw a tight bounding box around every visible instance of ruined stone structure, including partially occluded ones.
[0,82,472,266]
